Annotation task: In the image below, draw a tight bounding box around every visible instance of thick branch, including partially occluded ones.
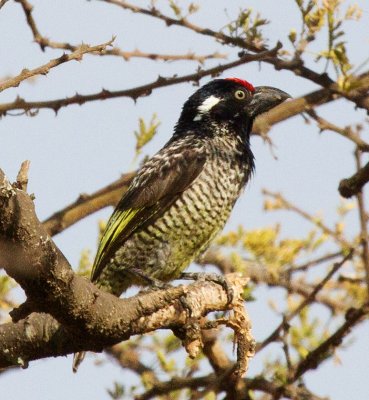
[43,172,135,236]
[338,160,369,198]
[0,167,251,371]
[0,278,246,369]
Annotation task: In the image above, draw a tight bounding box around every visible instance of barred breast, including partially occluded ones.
[96,134,251,296]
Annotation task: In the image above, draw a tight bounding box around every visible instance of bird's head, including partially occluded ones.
[176,78,290,134]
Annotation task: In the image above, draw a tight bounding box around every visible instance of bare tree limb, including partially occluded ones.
[0,166,252,372]
[257,250,353,352]
[43,172,135,236]
[0,44,281,117]
[99,0,266,53]
[16,0,225,63]
[100,0,369,113]
[291,303,369,381]
[0,39,115,93]
[339,159,369,198]
[263,189,352,249]
[307,109,369,152]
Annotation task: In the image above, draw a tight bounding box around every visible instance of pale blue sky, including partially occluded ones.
[1,0,369,399]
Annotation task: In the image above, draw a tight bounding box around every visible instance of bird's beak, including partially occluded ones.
[248,86,291,118]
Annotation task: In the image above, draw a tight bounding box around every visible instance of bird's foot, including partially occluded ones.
[179,272,234,304]
[129,268,170,290]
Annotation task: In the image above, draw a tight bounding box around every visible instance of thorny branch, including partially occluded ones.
[15,0,225,63]
[0,44,281,116]
[2,1,369,398]
[100,0,369,113]
[0,39,115,93]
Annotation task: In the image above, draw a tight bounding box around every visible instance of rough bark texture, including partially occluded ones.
[0,167,253,371]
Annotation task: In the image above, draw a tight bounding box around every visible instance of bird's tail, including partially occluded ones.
[72,351,86,373]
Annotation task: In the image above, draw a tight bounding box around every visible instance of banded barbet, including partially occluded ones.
[73,78,290,371]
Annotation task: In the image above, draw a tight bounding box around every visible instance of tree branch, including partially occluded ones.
[307,109,369,152]
[263,189,352,249]
[43,172,135,236]
[257,250,353,352]
[0,167,252,372]
[100,0,369,113]
[0,38,115,93]
[0,44,281,116]
[16,0,225,63]
[201,249,347,313]
[291,303,369,381]
[338,159,369,198]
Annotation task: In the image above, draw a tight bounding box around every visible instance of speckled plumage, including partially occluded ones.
[95,128,253,295]
[73,78,290,372]
[91,79,289,296]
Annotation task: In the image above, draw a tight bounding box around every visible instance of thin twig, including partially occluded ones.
[0,43,281,116]
[263,189,352,249]
[103,48,226,63]
[257,250,353,352]
[291,302,369,381]
[201,249,346,313]
[0,39,115,93]
[16,0,225,63]
[100,0,369,113]
[290,251,343,273]
[307,109,369,152]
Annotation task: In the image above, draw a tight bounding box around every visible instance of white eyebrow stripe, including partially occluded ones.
[198,95,221,113]
[193,95,221,121]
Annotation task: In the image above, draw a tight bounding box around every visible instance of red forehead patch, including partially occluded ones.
[225,77,255,92]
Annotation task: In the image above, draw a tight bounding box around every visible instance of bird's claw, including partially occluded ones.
[129,268,170,290]
[179,272,234,304]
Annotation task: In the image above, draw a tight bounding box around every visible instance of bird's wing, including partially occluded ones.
[91,148,206,282]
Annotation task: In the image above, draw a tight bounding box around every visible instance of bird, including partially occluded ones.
[73,78,290,371]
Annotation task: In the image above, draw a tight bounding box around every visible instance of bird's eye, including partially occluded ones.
[234,90,246,100]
